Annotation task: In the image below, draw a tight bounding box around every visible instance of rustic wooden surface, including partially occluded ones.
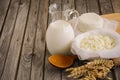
[0,0,120,80]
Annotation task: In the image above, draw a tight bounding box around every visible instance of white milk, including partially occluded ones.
[46,20,74,55]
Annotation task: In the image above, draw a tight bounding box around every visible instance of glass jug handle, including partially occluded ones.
[64,9,79,33]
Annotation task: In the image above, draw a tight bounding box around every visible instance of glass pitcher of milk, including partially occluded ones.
[46,3,79,55]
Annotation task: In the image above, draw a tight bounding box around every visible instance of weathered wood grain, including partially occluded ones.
[114,67,120,80]
[0,0,20,78]
[0,0,11,34]
[30,0,49,80]
[75,0,87,15]
[86,0,99,14]
[111,0,120,80]
[1,0,30,80]
[112,0,120,12]
[16,0,40,80]
[61,0,75,10]
[99,0,113,14]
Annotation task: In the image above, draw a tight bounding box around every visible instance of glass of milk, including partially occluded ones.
[46,3,79,55]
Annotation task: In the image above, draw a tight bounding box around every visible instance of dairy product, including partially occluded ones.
[78,13,104,32]
[46,20,74,55]
[80,35,115,51]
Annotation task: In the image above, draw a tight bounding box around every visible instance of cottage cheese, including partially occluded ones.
[80,35,115,51]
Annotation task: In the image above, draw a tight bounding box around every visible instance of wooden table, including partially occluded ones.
[0,0,120,80]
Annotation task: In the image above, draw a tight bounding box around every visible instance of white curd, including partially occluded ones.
[78,13,104,32]
[80,35,115,51]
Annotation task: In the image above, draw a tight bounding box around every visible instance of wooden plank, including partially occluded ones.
[112,0,120,12]
[30,0,49,80]
[114,67,120,80]
[86,0,99,14]
[49,0,62,22]
[99,0,113,14]
[1,0,30,80]
[16,0,40,80]
[0,0,11,34]
[69,0,75,10]
[61,0,75,10]
[44,0,62,80]
[75,0,87,15]
[0,0,20,78]
[111,0,120,80]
